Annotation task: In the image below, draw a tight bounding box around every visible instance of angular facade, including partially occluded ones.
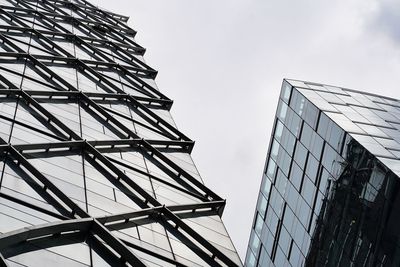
[245,79,400,266]
[0,0,241,266]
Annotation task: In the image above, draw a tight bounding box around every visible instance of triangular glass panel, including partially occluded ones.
[38,98,127,140]
[0,61,26,88]
[80,102,125,140]
[25,148,143,217]
[83,156,142,217]
[99,70,155,98]
[0,96,16,143]
[11,100,68,144]
[21,64,65,91]
[14,15,35,28]
[5,35,30,53]
[168,235,210,266]
[45,64,78,88]
[110,222,177,267]
[161,152,202,181]
[77,71,112,93]
[0,157,64,217]
[56,21,74,33]
[74,44,97,60]
[31,17,59,32]
[38,101,81,134]
[150,108,178,128]
[33,2,56,14]
[27,36,60,57]
[96,100,174,140]
[0,194,61,234]
[28,154,87,211]
[105,149,205,205]
[181,216,242,266]
[101,150,154,195]
[50,39,75,56]
[6,242,91,267]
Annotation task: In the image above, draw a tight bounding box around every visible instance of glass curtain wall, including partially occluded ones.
[246,79,400,267]
[0,0,242,266]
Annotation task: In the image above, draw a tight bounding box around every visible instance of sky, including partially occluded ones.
[96,0,400,260]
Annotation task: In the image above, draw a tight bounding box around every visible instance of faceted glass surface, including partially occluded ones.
[246,79,400,267]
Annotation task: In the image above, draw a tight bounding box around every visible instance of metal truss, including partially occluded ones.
[0,0,239,266]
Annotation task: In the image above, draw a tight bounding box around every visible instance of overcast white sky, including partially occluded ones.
[96,0,400,260]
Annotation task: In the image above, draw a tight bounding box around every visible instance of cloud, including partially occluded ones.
[371,0,400,44]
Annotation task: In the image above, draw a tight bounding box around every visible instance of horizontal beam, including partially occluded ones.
[96,200,225,225]
[0,218,93,251]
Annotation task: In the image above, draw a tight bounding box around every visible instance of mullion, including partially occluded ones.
[0,113,67,141]
[80,93,138,139]
[93,44,154,72]
[59,2,129,35]
[26,55,78,91]
[0,10,29,28]
[85,59,156,77]
[80,97,201,198]
[127,95,191,141]
[0,58,69,92]
[121,238,187,267]
[3,32,60,57]
[0,150,76,218]
[63,1,133,32]
[2,7,59,33]
[141,140,223,201]
[77,59,152,96]
[0,33,29,52]
[5,4,67,33]
[0,191,69,220]
[139,150,208,198]
[0,73,18,88]
[13,137,206,206]
[4,3,76,38]
[160,215,224,267]
[99,70,158,98]
[93,37,145,55]
[100,105,178,141]
[79,100,130,140]
[84,142,160,208]
[73,0,130,23]
[84,148,157,208]
[30,5,154,82]
[161,207,238,267]
[9,145,89,218]
[19,97,71,139]
[91,220,147,267]
[86,234,128,267]
[107,155,208,202]
[20,91,81,139]
[82,79,176,138]
[24,90,172,109]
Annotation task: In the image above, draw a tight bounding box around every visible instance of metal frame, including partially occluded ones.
[0,0,239,266]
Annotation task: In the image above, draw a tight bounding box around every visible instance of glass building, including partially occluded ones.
[0,0,242,266]
[245,79,400,266]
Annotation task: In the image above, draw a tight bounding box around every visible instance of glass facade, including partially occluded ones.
[245,79,400,266]
[0,0,241,266]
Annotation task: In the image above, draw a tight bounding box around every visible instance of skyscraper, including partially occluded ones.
[245,79,400,266]
[0,0,241,266]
